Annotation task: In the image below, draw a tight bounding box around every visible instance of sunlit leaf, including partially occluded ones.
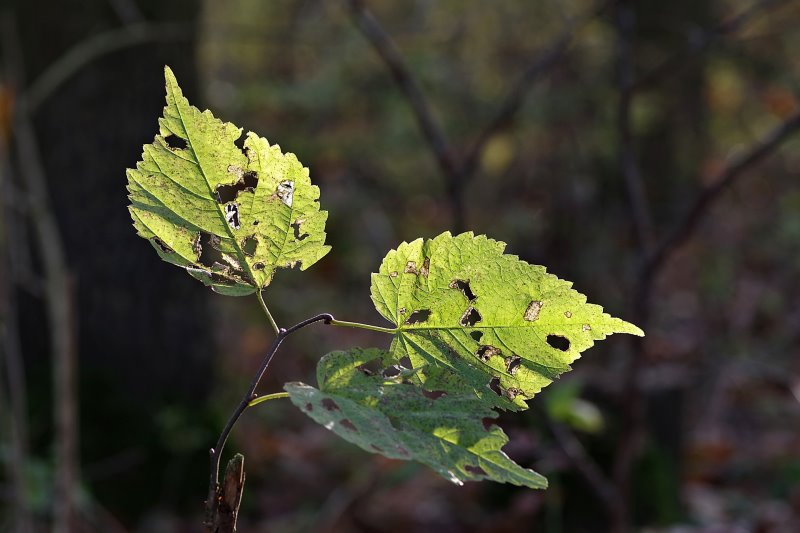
[127,66,330,295]
[371,232,643,410]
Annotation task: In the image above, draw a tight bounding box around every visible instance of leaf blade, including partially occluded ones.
[127,66,330,294]
[285,349,547,489]
[371,232,643,409]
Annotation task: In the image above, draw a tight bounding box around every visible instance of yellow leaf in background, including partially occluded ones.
[480,133,516,178]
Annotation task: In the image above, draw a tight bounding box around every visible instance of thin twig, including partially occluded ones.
[2,12,80,532]
[611,5,652,530]
[612,100,800,533]
[24,22,191,113]
[345,0,464,228]
[643,109,800,286]
[616,3,655,254]
[461,1,608,182]
[632,0,784,93]
[205,312,334,531]
[346,0,603,232]
[0,139,33,533]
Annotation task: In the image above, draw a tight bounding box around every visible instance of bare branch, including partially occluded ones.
[643,109,800,283]
[2,12,80,532]
[345,0,468,229]
[611,5,652,530]
[632,0,785,93]
[616,4,655,254]
[25,22,190,113]
[345,0,460,181]
[612,94,800,533]
[0,126,33,533]
[461,1,608,181]
[346,0,603,231]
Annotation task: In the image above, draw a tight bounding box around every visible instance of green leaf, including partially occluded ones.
[285,348,547,489]
[371,232,643,410]
[127,66,330,295]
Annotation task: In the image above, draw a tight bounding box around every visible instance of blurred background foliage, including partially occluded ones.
[1,0,800,531]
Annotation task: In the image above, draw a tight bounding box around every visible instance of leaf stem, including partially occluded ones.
[206,312,332,525]
[327,318,396,334]
[256,290,280,335]
[248,392,290,407]
[206,311,390,525]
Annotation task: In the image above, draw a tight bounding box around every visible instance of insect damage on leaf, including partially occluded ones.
[285,349,548,489]
[370,232,644,411]
[126,66,331,295]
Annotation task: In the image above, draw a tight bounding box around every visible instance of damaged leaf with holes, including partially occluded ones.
[370,232,643,410]
[126,66,331,295]
[285,348,548,488]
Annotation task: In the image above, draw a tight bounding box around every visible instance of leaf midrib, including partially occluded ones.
[167,78,255,286]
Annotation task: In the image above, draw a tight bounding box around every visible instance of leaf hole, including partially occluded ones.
[546,334,570,351]
[291,220,308,241]
[449,279,476,301]
[233,134,247,156]
[198,232,224,268]
[524,300,543,321]
[404,261,418,275]
[321,398,340,411]
[358,359,382,376]
[164,134,187,150]
[275,181,294,207]
[482,417,498,431]
[404,309,431,325]
[225,203,240,230]
[488,377,502,396]
[422,390,447,400]
[340,419,357,431]
[505,356,521,375]
[253,262,265,270]
[470,331,483,342]
[382,365,402,378]
[304,403,313,412]
[476,345,501,362]
[464,465,487,476]
[151,237,173,254]
[241,235,258,256]
[420,257,430,277]
[216,170,258,203]
[210,272,234,285]
[460,306,482,327]
[505,388,521,401]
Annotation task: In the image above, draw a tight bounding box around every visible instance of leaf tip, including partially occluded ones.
[621,320,645,337]
[163,65,182,99]
[163,64,176,82]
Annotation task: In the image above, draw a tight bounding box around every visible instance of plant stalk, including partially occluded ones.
[205,312,334,530]
[248,391,290,407]
[327,318,396,334]
[256,290,280,335]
